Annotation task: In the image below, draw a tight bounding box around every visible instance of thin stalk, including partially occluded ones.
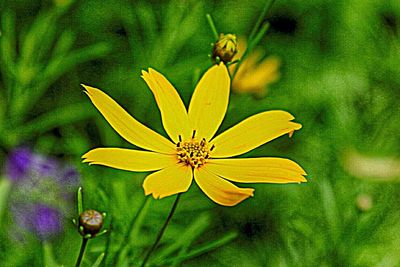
[75,238,89,267]
[206,14,219,40]
[248,0,276,42]
[233,0,276,78]
[140,194,181,267]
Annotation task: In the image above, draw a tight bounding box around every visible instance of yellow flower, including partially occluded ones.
[231,39,281,97]
[82,63,306,206]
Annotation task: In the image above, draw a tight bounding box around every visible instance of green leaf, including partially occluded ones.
[153,212,210,264]
[51,30,76,57]
[320,179,340,244]
[159,232,238,265]
[116,197,152,265]
[19,10,58,68]
[0,178,11,224]
[91,252,105,267]
[19,42,111,115]
[0,11,17,89]
[43,241,60,267]
[13,102,96,141]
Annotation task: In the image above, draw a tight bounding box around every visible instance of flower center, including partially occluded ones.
[176,131,214,168]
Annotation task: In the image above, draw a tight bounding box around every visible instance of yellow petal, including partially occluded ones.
[143,164,193,199]
[82,148,176,172]
[141,69,191,142]
[210,110,302,158]
[82,85,175,154]
[188,63,230,140]
[206,158,307,184]
[194,167,254,206]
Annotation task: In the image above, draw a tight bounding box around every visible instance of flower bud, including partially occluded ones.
[79,209,104,236]
[212,33,238,63]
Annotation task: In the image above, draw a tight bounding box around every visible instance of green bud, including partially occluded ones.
[212,33,238,63]
[79,210,104,237]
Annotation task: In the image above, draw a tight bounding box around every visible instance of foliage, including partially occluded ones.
[0,0,399,266]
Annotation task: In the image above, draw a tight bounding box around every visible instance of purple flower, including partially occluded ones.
[5,147,80,241]
[5,148,33,182]
[33,204,63,240]
[11,203,62,240]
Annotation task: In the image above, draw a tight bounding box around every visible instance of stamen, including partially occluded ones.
[176,136,212,168]
[200,138,206,146]
[178,135,182,142]
[210,144,215,151]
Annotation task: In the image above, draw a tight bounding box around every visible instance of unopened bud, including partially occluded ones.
[212,33,238,63]
[79,209,104,236]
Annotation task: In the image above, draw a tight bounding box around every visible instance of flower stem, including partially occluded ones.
[206,14,219,40]
[248,0,276,42]
[140,194,181,267]
[232,0,276,79]
[75,237,89,267]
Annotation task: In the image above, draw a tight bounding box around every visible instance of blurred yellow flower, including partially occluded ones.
[82,63,306,206]
[231,39,281,97]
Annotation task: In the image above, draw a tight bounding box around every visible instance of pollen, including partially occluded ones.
[176,133,213,168]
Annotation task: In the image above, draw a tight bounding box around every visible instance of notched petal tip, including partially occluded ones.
[141,68,157,78]
[80,84,90,90]
[144,189,158,198]
[245,188,255,197]
[298,165,307,176]
[144,188,171,200]
[81,84,90,96]
[141,69,149,77]
[293,122,302,130]
[81,84,100,97]
[293,171,307,183]
[81,150,94,159]
[151,192,161,199]
[288,120,302,138]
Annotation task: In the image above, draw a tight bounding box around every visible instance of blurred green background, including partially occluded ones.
[1,0,400,266]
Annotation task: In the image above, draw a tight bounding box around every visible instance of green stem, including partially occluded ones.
[75,238,89,267]
[233,0,276,79]
[206,14,219,40]
[248,0,276,42]
[140,194,181,267]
